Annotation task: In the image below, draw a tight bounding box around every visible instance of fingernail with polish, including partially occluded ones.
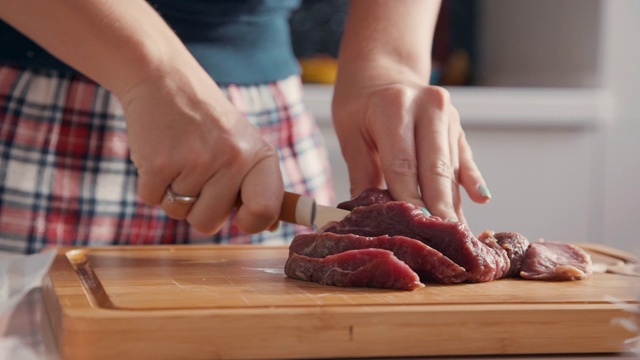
[479,184,492,199]
[420,207,431,216]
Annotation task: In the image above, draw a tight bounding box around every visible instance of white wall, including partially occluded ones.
[600,0,640,253]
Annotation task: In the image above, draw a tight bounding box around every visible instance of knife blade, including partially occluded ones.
[280,191,350,229]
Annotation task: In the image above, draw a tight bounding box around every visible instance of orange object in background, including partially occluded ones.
[298,56,338,84]
[440,49,472,86]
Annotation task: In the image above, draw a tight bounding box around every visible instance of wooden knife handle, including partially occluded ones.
[236,191,316,228]
[280,192,315,227]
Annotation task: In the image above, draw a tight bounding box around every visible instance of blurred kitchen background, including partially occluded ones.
[290,0,639,253]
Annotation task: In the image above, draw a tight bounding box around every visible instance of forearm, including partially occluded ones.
[0,0,200,97]
[337,0,441,86]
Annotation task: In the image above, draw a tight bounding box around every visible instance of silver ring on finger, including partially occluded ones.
[166,186,199,205]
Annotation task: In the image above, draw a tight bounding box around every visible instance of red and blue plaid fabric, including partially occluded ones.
[0,65,334,254]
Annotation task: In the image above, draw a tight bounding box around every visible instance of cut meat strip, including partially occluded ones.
[325,201,499,283]
[477,231,511,280]
[286,188,593,290]
[493,231,531,278]
[289,232,468,284]
[284,248,424,291]
[520,242,593,281]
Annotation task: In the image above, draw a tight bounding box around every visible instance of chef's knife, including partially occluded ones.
[280,191,350,229]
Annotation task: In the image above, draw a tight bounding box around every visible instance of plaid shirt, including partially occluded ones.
[0,65,334,254]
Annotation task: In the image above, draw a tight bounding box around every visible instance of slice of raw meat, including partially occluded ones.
[493,231,531,278]
[477,231,511,280]
[325,201,499,283]
[287,187,593,290]
[284,248,424,291]
[520,242,593,281]
[289,232,468,284]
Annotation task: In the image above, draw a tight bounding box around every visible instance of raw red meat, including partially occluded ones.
[285,188,593,290]
[284,248,424,291]
[289,232,468,284]
[325,201,500,283]
[336,187,395,210]
[492,231,531,278]
[520,242,593,281]
[476,230,511,280]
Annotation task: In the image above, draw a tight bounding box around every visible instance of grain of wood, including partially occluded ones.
[42,244,639,360]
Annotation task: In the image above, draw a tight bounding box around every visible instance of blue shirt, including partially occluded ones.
[0,0,301,85]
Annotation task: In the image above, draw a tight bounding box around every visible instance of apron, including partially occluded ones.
[0,65,334,253]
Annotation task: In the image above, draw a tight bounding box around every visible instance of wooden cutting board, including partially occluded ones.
[42,244,639,360]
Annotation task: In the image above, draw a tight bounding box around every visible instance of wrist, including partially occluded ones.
[336,59,432,90]
[107,28,200,101]
[333,58,432,108]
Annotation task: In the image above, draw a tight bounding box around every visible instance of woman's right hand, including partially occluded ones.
[117,65,284,235]
[0,0,284,235]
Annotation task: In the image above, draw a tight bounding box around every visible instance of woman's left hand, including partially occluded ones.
[332,0,491,223]
[332,78,490,223]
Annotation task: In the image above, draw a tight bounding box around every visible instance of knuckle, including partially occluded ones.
[428,158,454,180]
[236,189,283,234]
[229,139,248,157]
[377,85,414,105]
[254,141,278,161]
[424,86,451,110]
[141,156,172,175]
[221,137,276,170]
[217,142,244,167]
[369,85,415,114]
[244,201,280,223]
[183,153,211,170]
[388,157,418,177]
[243,194,281,226]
